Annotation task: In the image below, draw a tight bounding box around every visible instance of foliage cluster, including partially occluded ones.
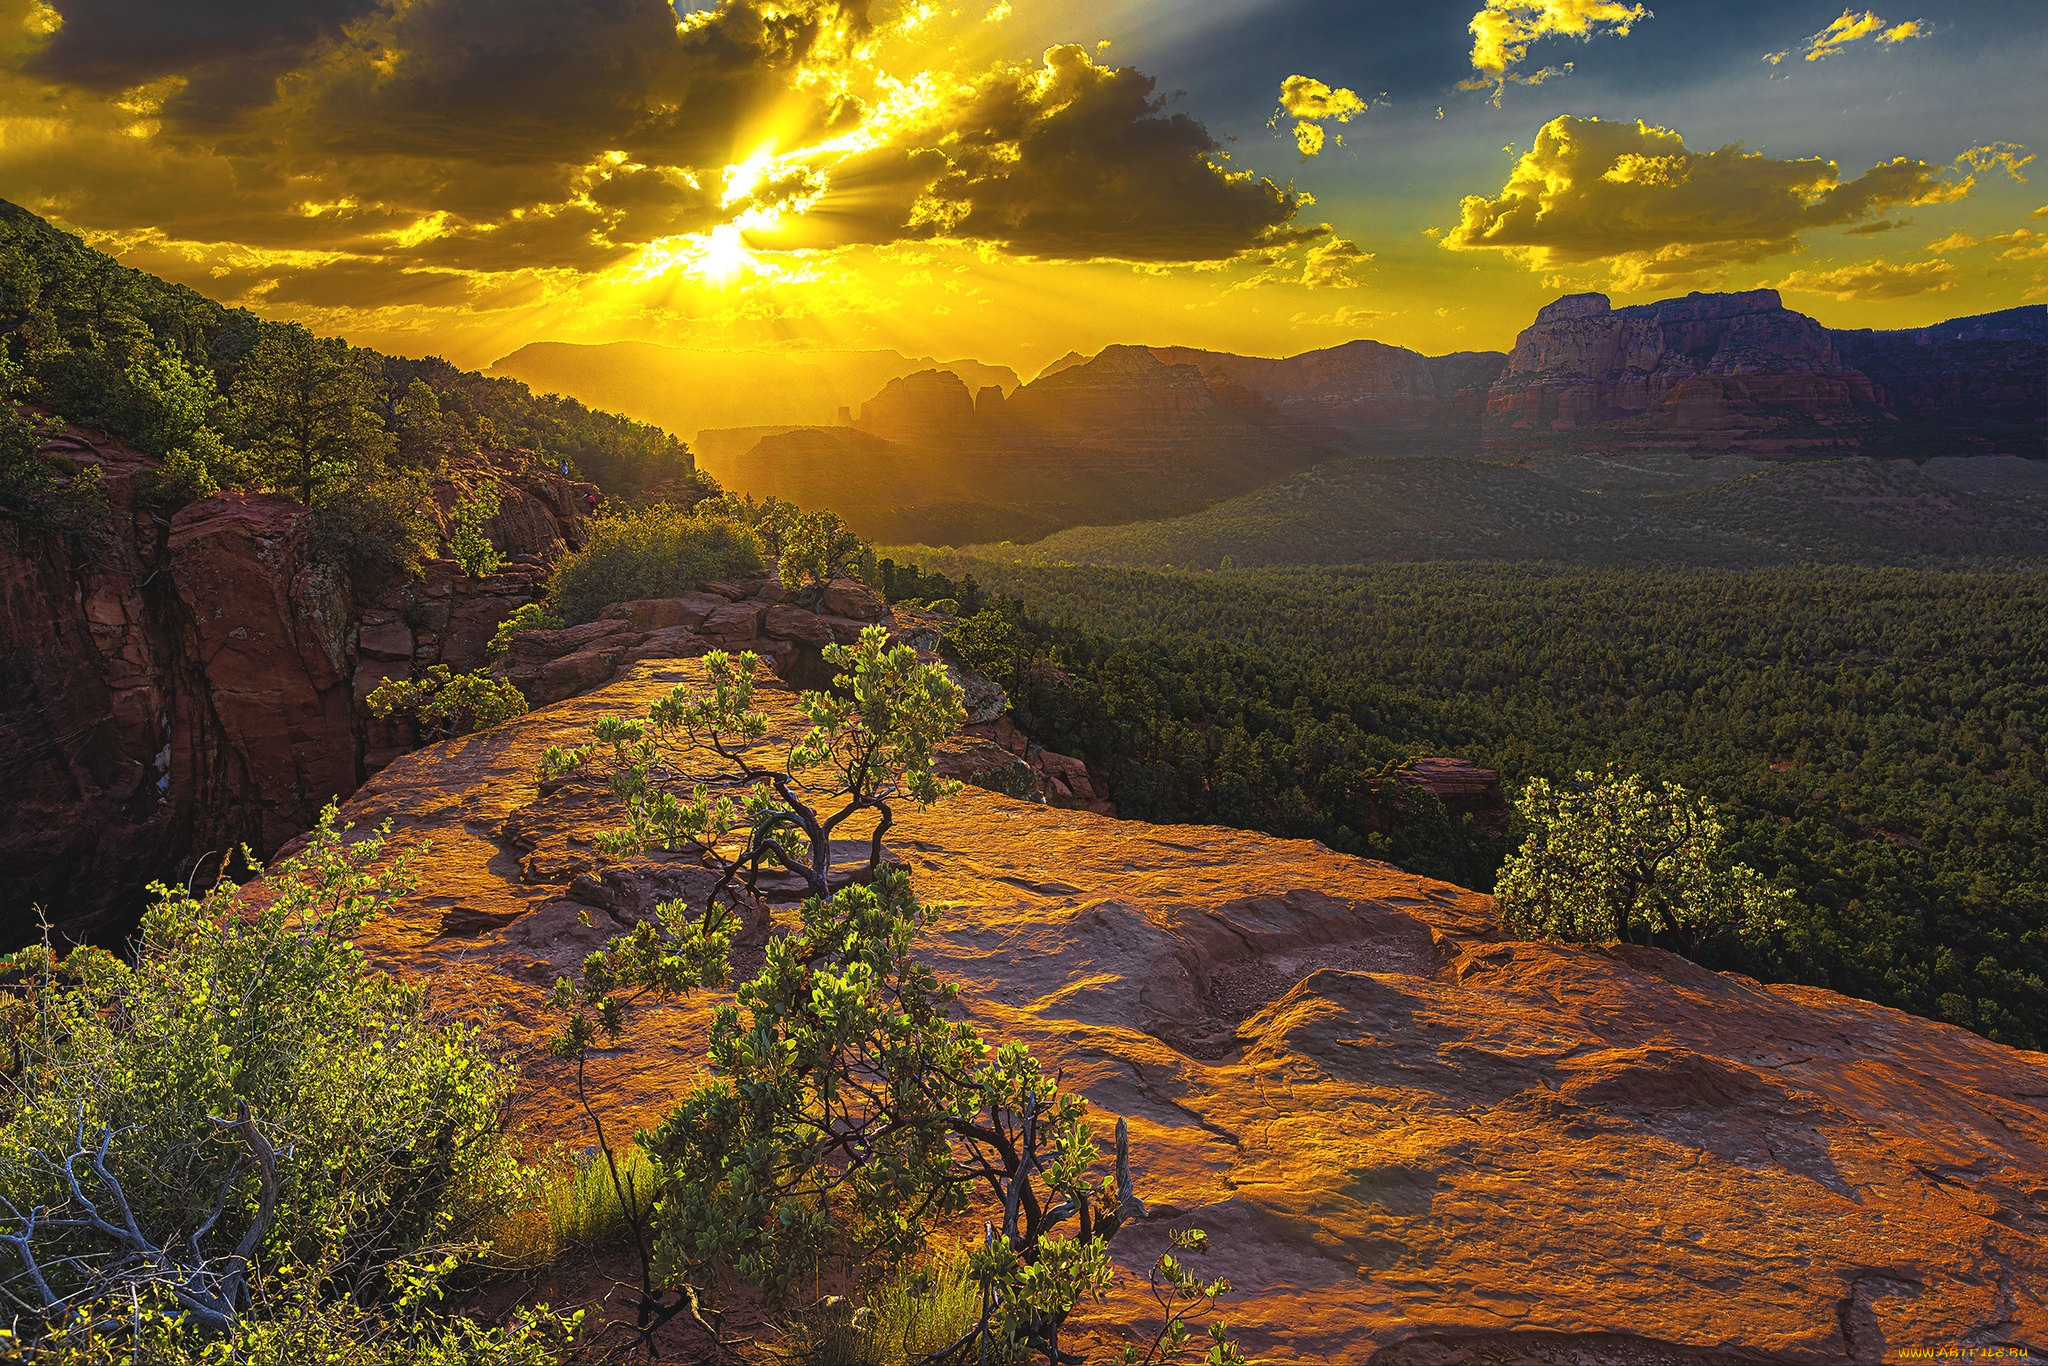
[892,554,2048,1049]
[449,480,507,579]
[1497,769,1792,955]
[544,636,1243,1362]
[544,502,765,625]
[0,200,698,562]
[699,493,878,604]
[365,664,530,739]
[486,602,563,662]
[0,811,549,1358]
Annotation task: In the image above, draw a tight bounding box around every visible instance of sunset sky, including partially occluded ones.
[2,0,2042,376]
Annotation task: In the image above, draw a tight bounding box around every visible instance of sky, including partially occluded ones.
[1,0,2043,376]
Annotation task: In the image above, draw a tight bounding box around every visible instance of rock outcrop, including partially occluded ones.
[326,659,2048,1363]
[1484,291,1885,455]
[0,436,594,942]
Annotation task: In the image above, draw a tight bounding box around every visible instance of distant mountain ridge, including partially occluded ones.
[487,340,1019,443]
[497,290,2043,546]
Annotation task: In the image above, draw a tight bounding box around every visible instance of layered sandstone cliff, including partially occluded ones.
[0,435,594,942]
[326,658,2048,1363]
[1484,291,1885,455]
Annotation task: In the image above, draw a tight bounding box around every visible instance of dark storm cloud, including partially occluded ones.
[761,45,1320,262]
[933,46,1319,262]
[276,0,867,166]
[29,0,379,124]
[4,0,1320,299]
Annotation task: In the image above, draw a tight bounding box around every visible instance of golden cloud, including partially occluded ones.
[1765,9,1926,66]
[1444,115,1996,286]
[1301,237,1372,288]
[1277,75,1370,158]
[0,0,1317,314]
[1777,257,1956,300]
[1279,75,1367,122]
[1461,0,1650,105]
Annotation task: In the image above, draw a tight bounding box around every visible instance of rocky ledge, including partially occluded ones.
[329,658,2048,1364]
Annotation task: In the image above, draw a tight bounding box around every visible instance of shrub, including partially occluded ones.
[313,469,438,583]
[545,504,763,625]
[487,601,562,662]
[450,479,506,578]
[1495,767,1791,957]
[367,664,530,738]
[0,810,523,1349]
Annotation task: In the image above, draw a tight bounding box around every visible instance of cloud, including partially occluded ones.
[1444,115,1999,287]
[1777,257,1955,300]
[2035,205,2048,218]
[1924,231,1977,252]
[1290,304,1391,329]
[1988,228,2048,260]
[908,45,1319,262]
[1301,237,1372,288]
[1461,1,1650,105]
[1765,9,1926,66]
[1276,75,1370,157]
[0,0,1318,313]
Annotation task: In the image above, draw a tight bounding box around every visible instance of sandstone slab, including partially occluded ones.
[326,661,2048,1364]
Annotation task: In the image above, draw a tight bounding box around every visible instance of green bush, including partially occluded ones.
[450,480,506,578]
[366,664,530,738]
[488,601,562,661]
[15,1275,576,1366]
[545,504,763,625]
[1496,768,1791,957]
[312,469,438,583]
[0,809,522,1348]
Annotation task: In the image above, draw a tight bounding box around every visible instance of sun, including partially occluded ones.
[694,222,753,284]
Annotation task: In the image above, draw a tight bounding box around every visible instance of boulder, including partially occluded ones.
[501,619,632,667]
[621,626,707,665]
[699,600,763,644]
[356,616,415,662]
[763,603,833,649]
[600,594,728,632]
[529,645,625,706]
[818,578,888,621]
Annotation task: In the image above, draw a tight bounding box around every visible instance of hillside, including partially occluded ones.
[959,452,2048,569]
[322,653,2048,1359]
[488,340,1019,440]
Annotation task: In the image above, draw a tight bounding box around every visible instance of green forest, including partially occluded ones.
[886,554,2048,1050]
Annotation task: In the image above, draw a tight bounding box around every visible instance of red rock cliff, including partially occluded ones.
[0,435,594,942]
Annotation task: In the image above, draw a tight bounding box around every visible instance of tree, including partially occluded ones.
[366,664,529,739]
[1494,768,1790,957]
[543,626,966,908]
[550,867,1157,1363]
[395,377,451,466]
[229,323,393,501]
[778,508,875,607]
